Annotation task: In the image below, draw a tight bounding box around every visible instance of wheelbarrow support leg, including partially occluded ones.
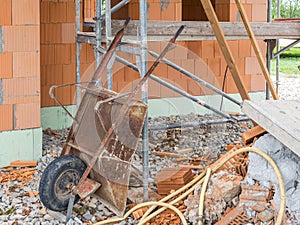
[66,195,75,222]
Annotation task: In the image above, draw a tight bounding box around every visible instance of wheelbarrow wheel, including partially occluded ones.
[39,154,87,211]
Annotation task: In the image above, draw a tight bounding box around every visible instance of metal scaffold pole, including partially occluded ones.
[75,0,81,107]
[140,0,149,201]
[95,0,102,86]
[105,0,113,90]
[276,0,281,94]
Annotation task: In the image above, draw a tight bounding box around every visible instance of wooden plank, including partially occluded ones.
[242,100,300,156]
[235,0,278,100]
[242,125,267,145]
[80,21,300,42]
[199,0,250,100]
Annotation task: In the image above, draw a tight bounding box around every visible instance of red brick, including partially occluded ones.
[55,44,71,65]
[113,67,125,83]
[181,59,195,75]
[245,57,262,75]
[251,74,265,92]
[216,4,230,21]
[202,40,214,59]
[41,44,55,65]
[2,77,40,104]
[225,74,239,93]
[13,52,40,77]
[86,44,95,63]
[128,3,139,20]
[49,2,67,23]
[174,41,188,60]
[243,4,252,21]
[161,78,176,98]
[187,79,202,96]
[214,41,222,58]
[175,3,182,21]
[174,77,188,93]
[252,4,267,22]
[161,3,176,21]
[40,1,49,23]
[12,0,39,25]
[41,23,62,44]
[227,40,239,58]
[0,105,13,131]
[2,26,40,52]
[194,58,209,80]
[0,0,12,25]
[124,67,140,82]
[208,58,221,77]
[167,60,182,80]
[187,41,202,58]
[161,42,175,59]
[62,23,76,43]
[14,102,40,129]
[148,79,161,98]
[148,3,161,20]
[66,1,76,23]
[238,40,251,57]
[235,58,245,75]
[0,53,13,79]
[153,63,168,78]
[229,3,239,22]
[250,40,266,57]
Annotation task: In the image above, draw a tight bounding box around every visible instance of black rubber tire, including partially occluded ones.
[39,154,87,211]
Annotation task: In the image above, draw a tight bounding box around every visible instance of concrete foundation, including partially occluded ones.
[0,127,42,167]
[248,134,300,213]
[41,92,264,130]
[41,105,76,130]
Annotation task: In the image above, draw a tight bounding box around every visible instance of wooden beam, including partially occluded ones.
[107,20,300,41]
[235,0,278,100]
[199,0,250,100]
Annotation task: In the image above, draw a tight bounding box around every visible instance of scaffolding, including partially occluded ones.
[74,0,300,201]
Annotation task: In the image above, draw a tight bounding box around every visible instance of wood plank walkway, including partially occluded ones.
[242,100,300,156]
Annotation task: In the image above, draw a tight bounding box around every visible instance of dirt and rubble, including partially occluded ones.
[0,75,299,225]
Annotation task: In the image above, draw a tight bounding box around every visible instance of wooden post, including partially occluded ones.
[199,0,250,100]
[235,0,278,100]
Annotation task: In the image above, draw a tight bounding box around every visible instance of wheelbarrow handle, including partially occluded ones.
[49,82,97,122]
[94,91,131,112]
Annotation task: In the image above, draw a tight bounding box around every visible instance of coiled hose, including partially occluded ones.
[93,147,286,225]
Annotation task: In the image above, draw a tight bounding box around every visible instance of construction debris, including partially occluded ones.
[9,160,38,167]
[242,125,266,145]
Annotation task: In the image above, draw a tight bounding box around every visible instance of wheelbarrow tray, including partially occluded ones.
[62,88,147,215]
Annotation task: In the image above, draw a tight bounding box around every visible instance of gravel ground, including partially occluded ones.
[0,75,299,225]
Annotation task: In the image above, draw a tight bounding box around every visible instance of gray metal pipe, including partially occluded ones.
[106,0,113,90]
[113,54,234,121]
[140,0,149,202]
[75,0,81,107]
[95,0,102,86]
[148,50,241,106]
[148,117,249,131]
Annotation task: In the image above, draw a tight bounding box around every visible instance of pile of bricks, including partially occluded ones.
[155,167,193,195]
[0,160,38,185]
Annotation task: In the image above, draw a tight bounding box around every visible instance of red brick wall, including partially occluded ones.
[40,0,95,107]
[0,0,40,131]
[103,0,266,96]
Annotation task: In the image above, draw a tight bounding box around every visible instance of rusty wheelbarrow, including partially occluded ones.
[38,18,184,218]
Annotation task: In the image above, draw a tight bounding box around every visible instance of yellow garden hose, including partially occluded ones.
[198,168,211,225]
[93,201,187,225]
[93,147,286,225]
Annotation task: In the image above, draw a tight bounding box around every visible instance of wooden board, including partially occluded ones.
[78,20,300,43]
[242,100,300,156]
